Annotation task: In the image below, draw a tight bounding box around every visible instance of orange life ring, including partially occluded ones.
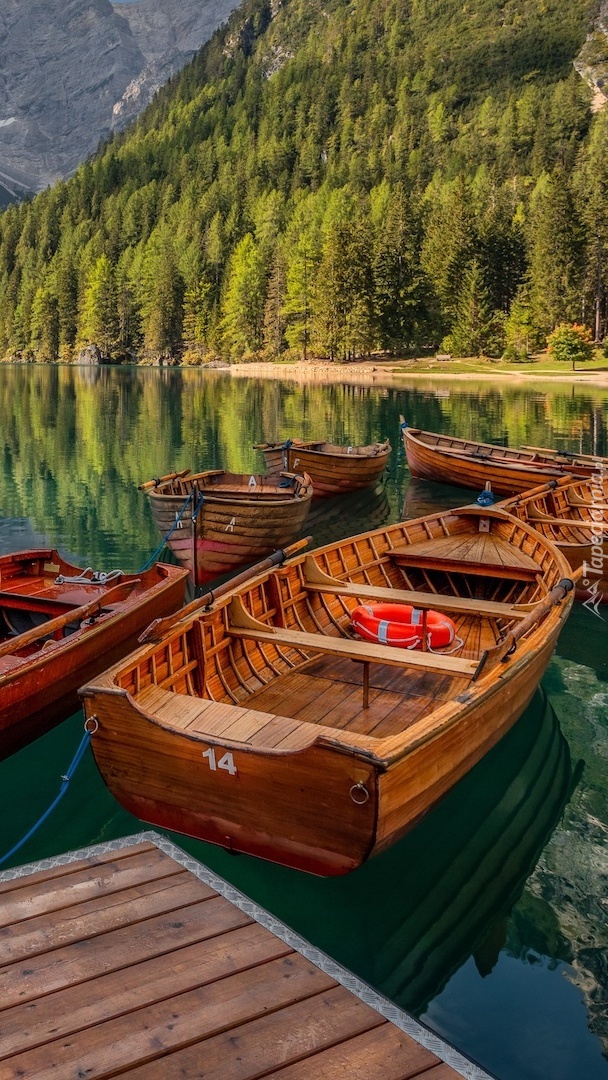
[351,603,456,650]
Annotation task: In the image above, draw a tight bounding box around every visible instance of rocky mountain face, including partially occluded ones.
[575,0,608,111]
[0,0,238,202]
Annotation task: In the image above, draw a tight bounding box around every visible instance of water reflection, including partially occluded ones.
[0,365,607,1079]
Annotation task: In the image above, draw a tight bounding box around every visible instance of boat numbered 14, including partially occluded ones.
[81,504,578,875]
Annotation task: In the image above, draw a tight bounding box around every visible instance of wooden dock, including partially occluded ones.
[0,832,493,1079]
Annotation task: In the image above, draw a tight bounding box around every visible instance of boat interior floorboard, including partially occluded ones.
[136,613,502,744]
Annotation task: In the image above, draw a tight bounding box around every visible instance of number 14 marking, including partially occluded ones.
[202,747,237,775]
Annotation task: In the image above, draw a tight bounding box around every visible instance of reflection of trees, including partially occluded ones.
[427,383,608,456]
[0,368,607,573]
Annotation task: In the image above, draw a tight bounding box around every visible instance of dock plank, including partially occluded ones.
[0,895,252,1009]
[0,835,486,1080]
[263,1023,445,1079]
[4,956,336,1079]
[0,924,291,1060]
[0,846,182,927]
[120,986,387,1079]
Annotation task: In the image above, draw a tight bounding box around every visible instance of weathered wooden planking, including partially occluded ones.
[0,833,490,1080]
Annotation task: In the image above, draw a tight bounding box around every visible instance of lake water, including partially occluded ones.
[0,364,606,1080]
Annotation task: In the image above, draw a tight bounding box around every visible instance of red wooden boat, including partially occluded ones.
[0,549,188,760]
[401,422,606,497]
[140,469,313,586]
[255,438,391,497]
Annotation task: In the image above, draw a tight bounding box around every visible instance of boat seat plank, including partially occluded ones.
[136,685,326,751]
[226,621,478,678]
[388,531,539,569]
[388,533,539,580]
[302,579,530,620]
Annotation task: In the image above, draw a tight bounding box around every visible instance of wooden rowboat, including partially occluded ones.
[401,422,607,496]
[502,474,608,605]
[255,438,391,497]
[0,551,188,761]
[140,468,313,586]
[81,505,577,876]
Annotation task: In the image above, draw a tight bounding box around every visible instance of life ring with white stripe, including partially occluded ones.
[351,603,456,650]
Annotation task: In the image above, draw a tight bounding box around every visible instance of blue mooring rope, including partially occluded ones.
[139,491,195,572]
[0,727,92,867]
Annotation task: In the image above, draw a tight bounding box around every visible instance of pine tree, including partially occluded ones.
[527,169,585,339]
[220,234,266,358]
[373,184,429,351]
[283,232,317,360]
[30,284,59,361]
[447,259,496,358]
[573,111,608,343]
[79,254,119,357]
[310,192,374,362]
[263,244,287,358]
[420,177,477,329]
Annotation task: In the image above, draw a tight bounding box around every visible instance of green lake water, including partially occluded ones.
[0,364,606,1080]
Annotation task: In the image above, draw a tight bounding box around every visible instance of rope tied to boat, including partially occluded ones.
[139,491,194,572]
[192,490,205,520]
[54,568,123,586]
[476,487,495,508]
[0,724,93,867]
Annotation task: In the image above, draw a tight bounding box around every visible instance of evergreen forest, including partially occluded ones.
[0,0,606,364]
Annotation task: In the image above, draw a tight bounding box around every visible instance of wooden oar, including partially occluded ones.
[138,469,191,492]
[0,579,140,662]
[521,444,603,463]
[139,536,313,643]
[473,567,584,681]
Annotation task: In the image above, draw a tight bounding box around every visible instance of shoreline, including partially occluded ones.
[225,359,608,389]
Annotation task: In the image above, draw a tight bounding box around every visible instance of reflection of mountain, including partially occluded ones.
[235,688,573,1017]
[305,482,391,549]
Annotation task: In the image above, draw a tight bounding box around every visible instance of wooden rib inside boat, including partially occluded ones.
[0,550,188,760]
[140,468,313,585]
[255,438,391,497]
[402,423,607,496]
[81,506,577,876]
[502,474,608,603]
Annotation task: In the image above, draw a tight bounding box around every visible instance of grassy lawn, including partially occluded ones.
[385,352,608,376]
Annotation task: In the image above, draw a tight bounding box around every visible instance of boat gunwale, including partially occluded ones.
[404,426,605,475]
[144,470,314,507]
[257,439,391,461]
[81,504,575,767]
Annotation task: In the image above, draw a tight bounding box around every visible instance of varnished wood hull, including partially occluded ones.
[0,554,188,760]
[145,471,313,584]
[82,505,575,875]
[403,426,604,497]
[84,617,566,875]
[259,440,391,497]
[502,475,608,604]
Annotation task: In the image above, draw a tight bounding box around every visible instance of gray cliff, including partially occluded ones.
[0,0,239,202]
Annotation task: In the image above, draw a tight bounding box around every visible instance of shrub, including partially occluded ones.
[546,323,593,370]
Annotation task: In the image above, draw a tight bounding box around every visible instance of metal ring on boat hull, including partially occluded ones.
[350,781,370,805]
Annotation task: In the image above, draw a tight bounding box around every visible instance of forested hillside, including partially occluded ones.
[0,0,605,364]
